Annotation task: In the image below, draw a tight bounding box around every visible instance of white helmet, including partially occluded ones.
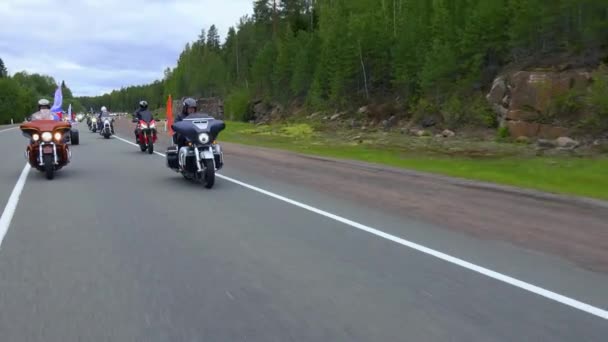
[38,98,50,109]
[101,106,107,112]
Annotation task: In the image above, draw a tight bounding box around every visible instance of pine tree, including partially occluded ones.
[0,57,7,78]
[207,25,221,51]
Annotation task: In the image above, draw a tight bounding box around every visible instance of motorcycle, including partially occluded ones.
[100,117,113,139]
[133,117,158,154]
[20,120,72,180]
[165,113,225,189]
[89,117,97,132]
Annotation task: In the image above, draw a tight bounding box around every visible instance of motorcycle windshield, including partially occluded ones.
[173,117,225,141]
[30,110,57,121]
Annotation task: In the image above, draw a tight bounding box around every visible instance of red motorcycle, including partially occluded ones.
[134,118,158,154]
[20,120,72,180]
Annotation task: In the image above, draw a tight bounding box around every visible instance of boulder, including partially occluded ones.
[441,129,455,138]
[506,110,540,121]
[556,136,579,149]
[487,68,594,137]
[487,76,507,104]
[537,139,557,148]
[330,113,342,121]
[358,106,369,114]
[538,124,569,139]
[506,121,540,137]
[383,115,398,130]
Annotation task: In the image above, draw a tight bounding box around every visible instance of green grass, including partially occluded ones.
[219,121,608,200]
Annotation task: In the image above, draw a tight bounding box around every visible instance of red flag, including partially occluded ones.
[166,94,173,135]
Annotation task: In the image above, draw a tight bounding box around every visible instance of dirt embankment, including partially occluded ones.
[115,118,608,274]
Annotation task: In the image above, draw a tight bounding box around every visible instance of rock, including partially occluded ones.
[516,136,530,144]
[434,134,443,138]
[383,115,398,130]
[506,121,540,137]
[323,116,329,120]
[556,136,579,149]
[421,116,437,128]
[352,135,362,141]
[330,113,341,121]
[538,124,569,139]
[441,129,455,138]
[506,110,540,121]
[508,70,592,113]
[308,112,321,119]
[416,130,428,137]
[350,118,357,129]
[537,139,557,148]
[358,106,369,114]
[487,76,507,104]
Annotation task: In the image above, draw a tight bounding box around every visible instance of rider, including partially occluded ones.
[172,97,198,147]
[97,106,114,133]
[29,98,57,121]
[134,100,153,143]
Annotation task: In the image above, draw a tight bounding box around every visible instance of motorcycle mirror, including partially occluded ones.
[131,118,138,123]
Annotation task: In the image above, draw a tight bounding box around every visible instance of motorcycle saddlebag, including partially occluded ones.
[166,145,179,170]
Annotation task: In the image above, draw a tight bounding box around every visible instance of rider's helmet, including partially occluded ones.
[182,97,197,115]
[139,100,148,110]
[101,106,108,112]
[37,98,51,110]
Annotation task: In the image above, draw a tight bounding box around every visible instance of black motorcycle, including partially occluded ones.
[166,113,225,189]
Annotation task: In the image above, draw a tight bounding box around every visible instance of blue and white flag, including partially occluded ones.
[50,85,62,113]
[68,103,72,120]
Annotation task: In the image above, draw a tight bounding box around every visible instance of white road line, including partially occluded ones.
[0,164,31,248]
[0,127,17,134]
[113,135,608,320]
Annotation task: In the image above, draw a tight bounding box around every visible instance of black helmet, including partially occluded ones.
[139,100,148,109]
[182,97,197,115]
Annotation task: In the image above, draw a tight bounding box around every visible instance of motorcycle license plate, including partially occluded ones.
[43,146,53,154]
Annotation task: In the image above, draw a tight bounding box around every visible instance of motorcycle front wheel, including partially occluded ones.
[43,154,54,180]
[203,159,215,189]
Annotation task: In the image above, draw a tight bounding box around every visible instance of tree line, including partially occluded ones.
[79,0,608,126]
[0,57,83,124]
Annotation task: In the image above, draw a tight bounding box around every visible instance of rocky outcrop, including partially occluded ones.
[173,97,224,119]
[487,69,592,138]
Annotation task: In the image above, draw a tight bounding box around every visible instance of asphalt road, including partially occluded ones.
[0,127,606,341]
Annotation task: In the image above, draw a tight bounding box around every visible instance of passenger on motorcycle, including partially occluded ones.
[134,100,154,143]
[29,98,57,121]
[98,106,114,133]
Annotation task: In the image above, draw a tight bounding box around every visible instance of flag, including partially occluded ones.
[67,103,72,121]
[50,85,63,113]
[166,94,173,135]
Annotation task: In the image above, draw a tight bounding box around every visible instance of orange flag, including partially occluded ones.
[166,94,173,135]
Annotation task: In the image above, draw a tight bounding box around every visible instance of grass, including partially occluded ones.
[219,121,608,200]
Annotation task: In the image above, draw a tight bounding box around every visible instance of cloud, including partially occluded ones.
[0,0,253,96]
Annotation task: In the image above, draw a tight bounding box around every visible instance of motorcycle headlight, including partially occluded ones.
[41,132,52,142]
[54,132,63,141]
[32,133,40,141]
[140,123,148,129]
[149,122,156,128]
[198,133,210,144]
[92,118,97,123]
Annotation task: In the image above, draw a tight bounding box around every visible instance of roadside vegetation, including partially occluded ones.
[77,0,608,199]
[0,57,83,123]
[221,120,608,200]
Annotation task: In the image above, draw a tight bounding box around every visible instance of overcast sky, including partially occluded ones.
[0,0,253,96]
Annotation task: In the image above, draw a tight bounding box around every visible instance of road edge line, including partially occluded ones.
[0,164,31,248]
[113,135,608,320]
